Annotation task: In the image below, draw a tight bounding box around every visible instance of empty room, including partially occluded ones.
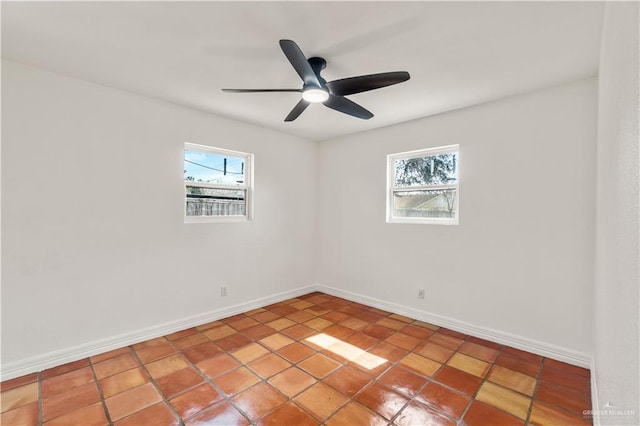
[1,1,638,425]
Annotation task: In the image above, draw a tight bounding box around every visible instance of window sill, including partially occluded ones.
[387,217,458,225]
[185,216,250,224]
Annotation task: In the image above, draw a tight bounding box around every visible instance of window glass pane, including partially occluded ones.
[184,149,245,186]
[394,152,457,187]
[186,186,245,216]
[392,189,457,219]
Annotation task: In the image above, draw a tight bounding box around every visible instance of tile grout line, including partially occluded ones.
[87,356,114,426]
[289,338,358,423]
[473,346,543,425]
[313,303,394,423]
[237,309,318,423]
[183,346,254,425]
[394,323,465,421]
[415,330,497,424]
[454,336,547,424]
[525,356,546,425]
[327,320,435,424]
[388,335,451,425]
[326,314,405,424]
[275,303,347,421]
[270,350,332,421]
[524,363,594,423]
[162,326,238,424]
[128,343,186,426]
[321,363,375,424]
[258,305,354,424]
[279,298,404,423]
[327,311,445,423]
[240,305,320,420]
[214,335,292,425]
[454,334,502,425]
[191,307,319,425]
[149,331,260,423]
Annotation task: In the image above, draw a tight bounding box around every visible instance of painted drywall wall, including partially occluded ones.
[594,3,640,424]
[317,78,597,359]
[1,60,317,370]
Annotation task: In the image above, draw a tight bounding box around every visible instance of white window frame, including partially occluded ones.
[184,143,253,224]
[386,145,459,225]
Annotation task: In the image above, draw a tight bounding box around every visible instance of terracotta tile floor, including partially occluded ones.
[1,292,593,425]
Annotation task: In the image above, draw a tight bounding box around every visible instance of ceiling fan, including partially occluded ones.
[222,39,410,122]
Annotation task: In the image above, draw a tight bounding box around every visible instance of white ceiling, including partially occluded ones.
[2,1,604,141]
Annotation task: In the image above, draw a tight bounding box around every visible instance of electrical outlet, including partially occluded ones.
[418,289,425,299]
[221,286,228,297]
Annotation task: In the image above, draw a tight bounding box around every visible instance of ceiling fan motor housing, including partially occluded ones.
[308,57,328,85]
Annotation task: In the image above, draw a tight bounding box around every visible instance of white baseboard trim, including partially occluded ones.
[0,285,317,381]
[2,283,593,381]
[316,284,593,368]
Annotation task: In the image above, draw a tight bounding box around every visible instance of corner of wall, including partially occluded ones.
[593,1,640,423]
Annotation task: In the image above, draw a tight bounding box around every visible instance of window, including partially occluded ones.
[387,145,459,224]
[184,143,253,223]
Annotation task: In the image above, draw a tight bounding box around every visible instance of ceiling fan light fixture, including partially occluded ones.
[302,87,329,103]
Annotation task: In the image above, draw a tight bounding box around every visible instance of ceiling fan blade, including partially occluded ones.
[326,71,410,96]
[284,99,310,122]
[324,94,373,120]
[279,39,321,87]
[222,89,301,93]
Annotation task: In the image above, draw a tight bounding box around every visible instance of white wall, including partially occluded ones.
[1,60,317,374]
[317,78,597,361]
[0,58,606,379]
[594,2,639,424]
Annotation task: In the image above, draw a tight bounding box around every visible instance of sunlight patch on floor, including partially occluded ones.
[305,333,387,370]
